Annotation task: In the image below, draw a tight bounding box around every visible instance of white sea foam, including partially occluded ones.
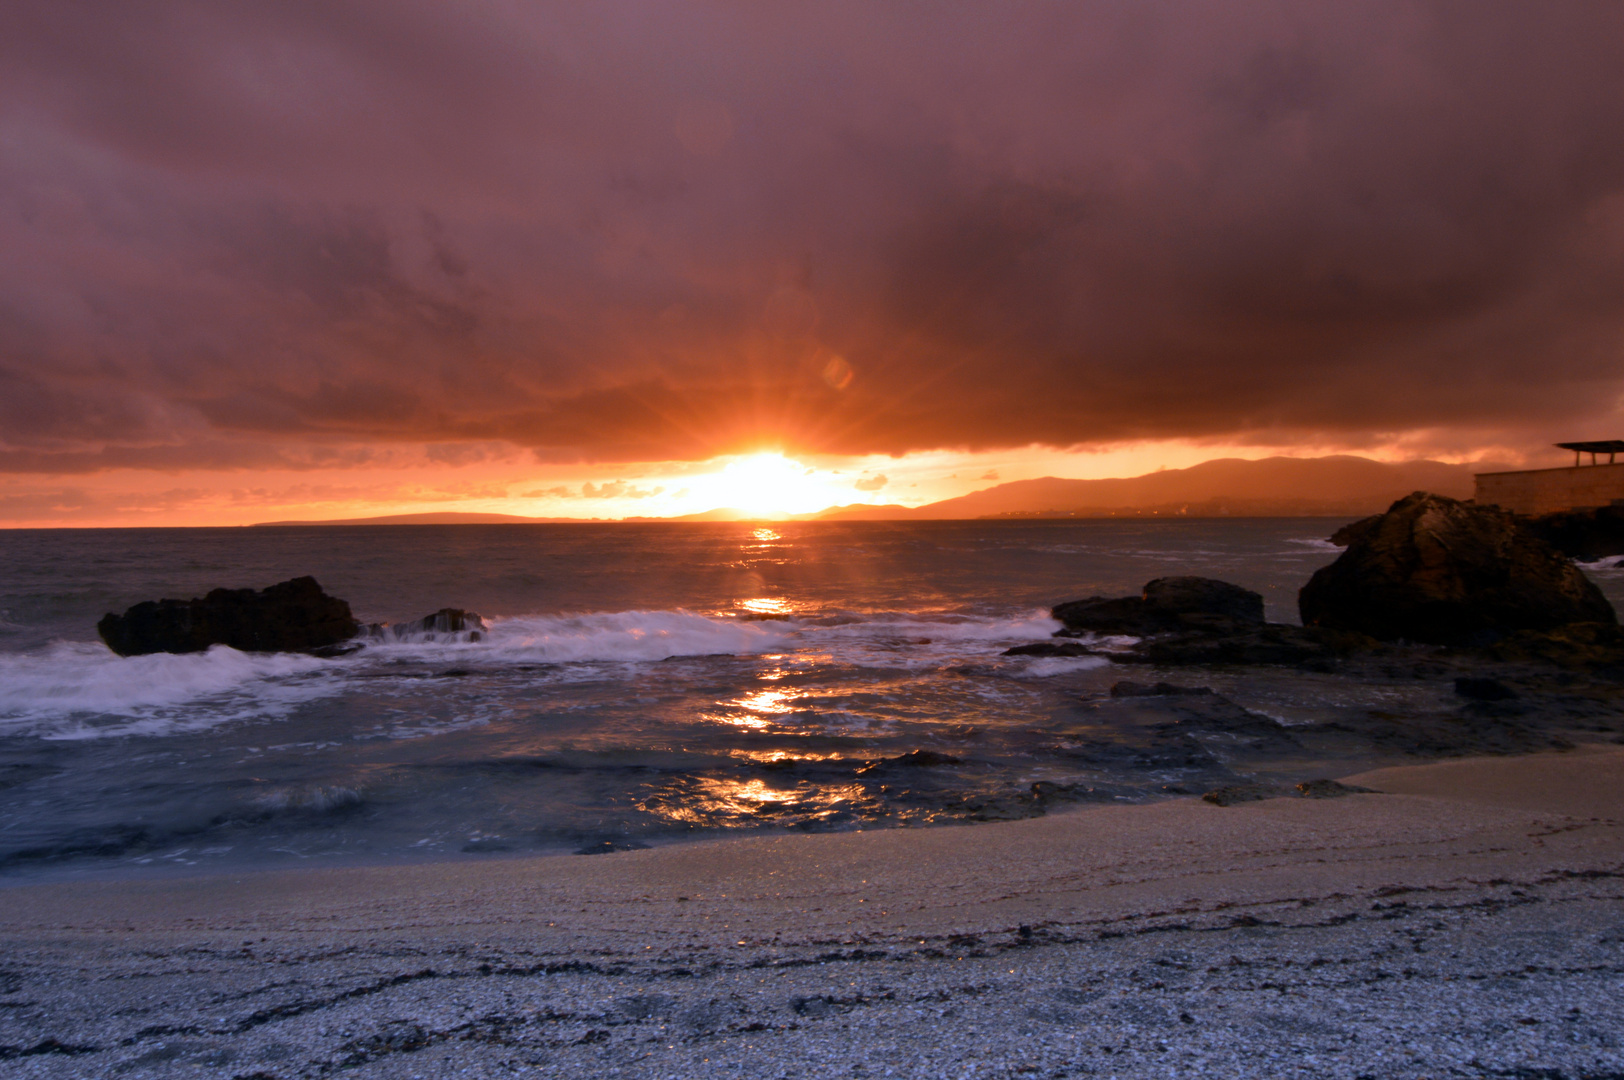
[1286,537,1342,552]
[0,642,336,738]
[795,610,1066,669]
[1579,554,1624,571]
[254,785,363,814]
[0,609,1067,739]
[806,610,1062,644]
[360,608,792,664]
[1013,655,1113,678]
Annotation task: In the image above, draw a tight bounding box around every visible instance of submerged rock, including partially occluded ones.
[1201,783,1282,806]
[1301,491,1615,646]
[858,749,964,774]
[97,576,359,657]
[1053,576,1265,636]
[1203,779,1375,804]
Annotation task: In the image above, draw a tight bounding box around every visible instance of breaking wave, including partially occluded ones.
[362,608,792,663]
[0,642,337,739]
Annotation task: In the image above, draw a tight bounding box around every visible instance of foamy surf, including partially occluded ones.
[0,642,337,739]
[351,607,1065,671]
[359,608,792,663]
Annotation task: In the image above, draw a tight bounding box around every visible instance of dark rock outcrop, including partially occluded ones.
[1300,492,1615,646]
[1522,504,1624,562]
[1053,576,1265,636]
[98,576,359,657]
[1124,623,1343,668]
[1032,576,1361,669]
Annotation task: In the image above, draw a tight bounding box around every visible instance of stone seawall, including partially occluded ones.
[1475,462,1624,514]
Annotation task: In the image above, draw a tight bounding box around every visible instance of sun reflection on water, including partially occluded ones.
[699,684,811,731]
[739,597,793,618]
[730,688,799,714]
[637,775,868,826]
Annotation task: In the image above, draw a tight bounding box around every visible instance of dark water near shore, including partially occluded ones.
[3,520,1621,883]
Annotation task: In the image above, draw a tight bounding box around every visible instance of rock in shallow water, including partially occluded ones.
[97,576,359,656]
[1201,783,1282,806]
[1295,778,1376,798]
[1301,491,1615,646]
[1052,576,1265,636]
[1029,575,1358,669]
[363,607,487,641]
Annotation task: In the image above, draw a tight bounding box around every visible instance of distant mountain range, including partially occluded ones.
[253,511,580,526]
[815,455,1490,520]
[252,455,1495,526]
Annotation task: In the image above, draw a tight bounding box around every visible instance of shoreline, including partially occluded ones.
[3,745,1622,1077]
[5,744,1623,939]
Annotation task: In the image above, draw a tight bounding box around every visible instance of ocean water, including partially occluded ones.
[2,519,1620,883]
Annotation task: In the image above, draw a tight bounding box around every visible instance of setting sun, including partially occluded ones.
[691,452,854,517]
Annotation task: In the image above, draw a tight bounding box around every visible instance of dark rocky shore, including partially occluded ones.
[999,492,1624,810]
[98,579,486,657]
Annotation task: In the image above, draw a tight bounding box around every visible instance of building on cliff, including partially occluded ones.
[1475,441,1624,515]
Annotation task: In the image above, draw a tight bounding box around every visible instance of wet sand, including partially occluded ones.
[2,746,1622,1078]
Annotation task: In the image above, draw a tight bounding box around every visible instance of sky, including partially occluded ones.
[5,1,1624,525]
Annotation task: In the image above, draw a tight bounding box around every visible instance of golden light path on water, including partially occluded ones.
[639,775,869,827]
[649,523,897,828]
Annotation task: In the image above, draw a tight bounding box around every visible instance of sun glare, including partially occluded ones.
[697,452,850,517]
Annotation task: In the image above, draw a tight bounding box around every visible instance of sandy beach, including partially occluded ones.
[2,746,1621,1079]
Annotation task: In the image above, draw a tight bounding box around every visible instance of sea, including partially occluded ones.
[4,519,1623,884]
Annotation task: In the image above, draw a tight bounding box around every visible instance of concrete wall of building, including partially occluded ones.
[1474,463,1624,515]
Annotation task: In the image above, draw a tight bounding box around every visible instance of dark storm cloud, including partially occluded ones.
[4,0,1624,471]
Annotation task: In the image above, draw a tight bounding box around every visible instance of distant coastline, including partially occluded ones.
[248,454,1487,527]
